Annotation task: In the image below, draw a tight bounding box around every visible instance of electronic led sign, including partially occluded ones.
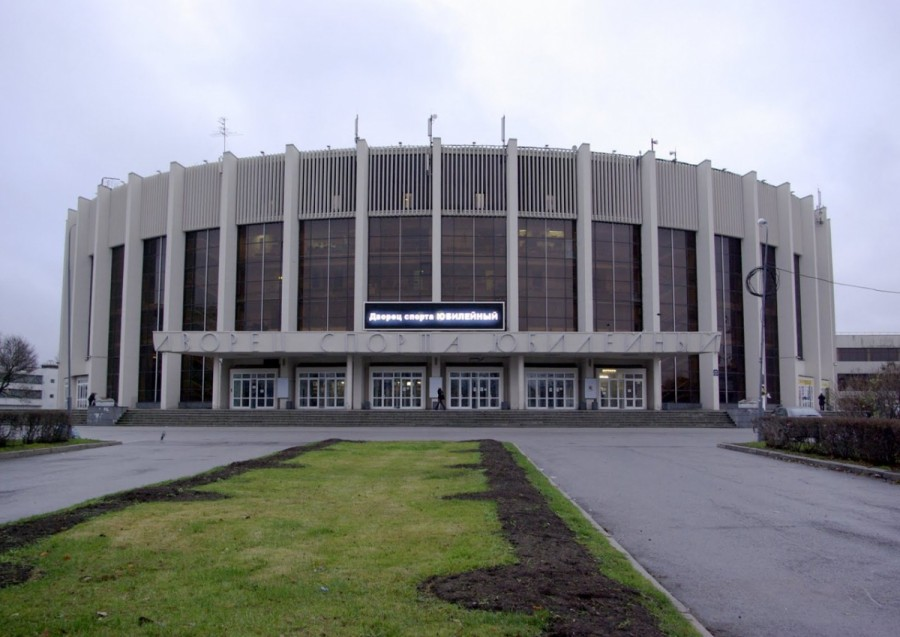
[364,302,505,331]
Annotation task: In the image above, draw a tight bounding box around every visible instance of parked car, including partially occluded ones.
[773,406,822,418]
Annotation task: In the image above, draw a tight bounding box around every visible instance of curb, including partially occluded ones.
[0,441,121,461]
[515,444,714,637]
[718,443,900,483]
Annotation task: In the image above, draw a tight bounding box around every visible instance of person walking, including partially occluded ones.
[437,387,446,410]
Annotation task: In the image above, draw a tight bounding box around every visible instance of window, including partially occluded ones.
[441,216,506,302]
[298,219,355,330]
[137,237,166,404]
[106,246,124,402]
[659,228,699,405]
[181,229,219,404]
[368,217,431,301]
[593,222,642,332]
[236,223,283,331]
[518,218,576,331]
[715,236,745,405]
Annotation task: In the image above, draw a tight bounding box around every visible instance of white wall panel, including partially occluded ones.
[712,169,744,238]
[591,153,641,223]
[657,160,699,230]
[140,172,169,239]
[236,154,285,224]
[297,149,356,219]
[183,162,222,231]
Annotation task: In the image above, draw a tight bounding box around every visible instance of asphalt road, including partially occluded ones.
[1,426,897,637]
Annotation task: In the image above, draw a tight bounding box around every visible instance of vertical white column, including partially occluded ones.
[58,211,76,408]
[509,354,524,409]
[70,198,93,377]
[741,172,763,404]
[87,186,112,398]
[353,139,369,332]
[815,207,836,393]
[506,139,519,332]
[160,162,185,409]
[797,195,822,396]
[352,140,370,408]
[280,145,301,410]
[575,143,593,332]
[696,160,720,410]
[213,153,238,409]
[776,184,799,405]
[640,151,661,409]
[281,145,300,333]
[505,140,522,407]
[118,173,143,408]
[431,137,442,301]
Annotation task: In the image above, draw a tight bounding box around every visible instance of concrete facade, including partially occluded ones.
[58,139,836,411]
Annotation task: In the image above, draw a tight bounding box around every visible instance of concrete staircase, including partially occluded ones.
[114,408,735,428]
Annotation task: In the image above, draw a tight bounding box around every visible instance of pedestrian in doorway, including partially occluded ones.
[818,392,826,411]
[437,387,446,410]
[88,392,96,407]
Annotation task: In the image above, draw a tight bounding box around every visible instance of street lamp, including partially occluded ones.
[757,218,769,429]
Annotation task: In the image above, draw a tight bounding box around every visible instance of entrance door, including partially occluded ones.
[597,368,645,409]
[231,370,277,409]
[370,369,424,409]
[526,370,577,409]
[448,370,502,409]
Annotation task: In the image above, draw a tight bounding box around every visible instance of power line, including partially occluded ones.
[773,267,900,295]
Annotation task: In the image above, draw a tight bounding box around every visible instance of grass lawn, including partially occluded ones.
[0,439,101,454]
[0,440,699,636]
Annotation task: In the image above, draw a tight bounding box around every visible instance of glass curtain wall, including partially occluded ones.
[368,217,431,301]
[298,218,355,330]
[518,218,577,331]
[236,223,283,331]
[181,229,219,404]
[137,237,166,403]
[441,216,507,302]
[592,221,642,332]
[715,235,745,405]
[762,244,780,403]
[659,228,699,404]
[106,246,124,402]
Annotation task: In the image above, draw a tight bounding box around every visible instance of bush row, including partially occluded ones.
[0,410,72,446]
[758,417,899,468]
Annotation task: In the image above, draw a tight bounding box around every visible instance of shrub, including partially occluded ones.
[0,410,72,445]
[760,416,899,468]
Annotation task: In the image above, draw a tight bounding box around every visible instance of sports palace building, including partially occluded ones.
[58,137,836,412]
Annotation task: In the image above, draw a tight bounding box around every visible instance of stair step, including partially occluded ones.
[111,409,735,428]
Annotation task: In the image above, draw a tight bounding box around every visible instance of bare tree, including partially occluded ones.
[0,334,39,397]
[838,362,900,419]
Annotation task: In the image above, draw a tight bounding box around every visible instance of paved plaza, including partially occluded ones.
[2,426,897,637]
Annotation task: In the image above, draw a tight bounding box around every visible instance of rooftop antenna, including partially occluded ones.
[650,138,658,152]
[428,113,438,144]
[212,117,240,154]
[501,115,506,144]
[354,115,359,143]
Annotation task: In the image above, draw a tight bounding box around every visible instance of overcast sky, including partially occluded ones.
[2,0,899,361]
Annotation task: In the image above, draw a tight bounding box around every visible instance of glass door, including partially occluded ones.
[597,368,645,409]
[448,370,502,409]
[370,369,424,409]
[231,370,277,409]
